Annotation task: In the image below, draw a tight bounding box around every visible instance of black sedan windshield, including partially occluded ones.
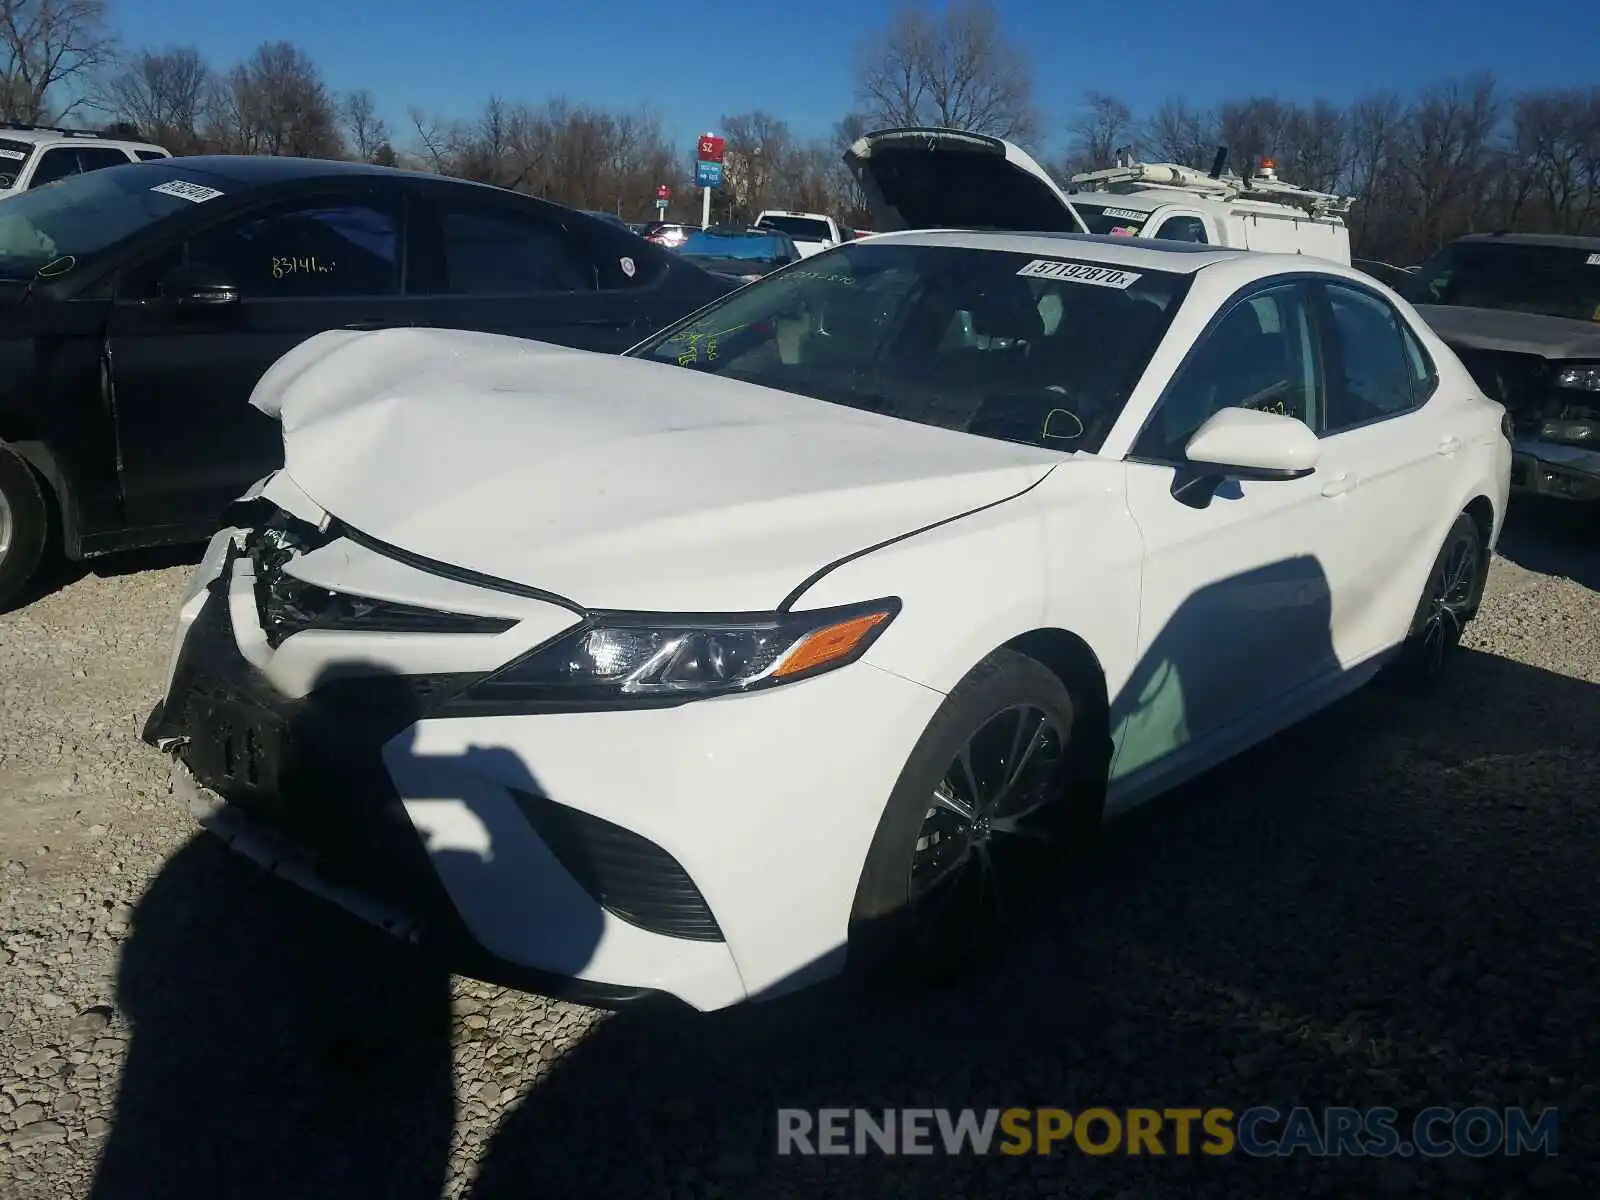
[0,162,227,279]
[628,241,1190,453]
[1401,241,1600,323]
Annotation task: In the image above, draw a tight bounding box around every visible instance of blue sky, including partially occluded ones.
[112,0,1593,156]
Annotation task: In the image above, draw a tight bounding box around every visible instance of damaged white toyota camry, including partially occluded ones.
[143,230,1511,1012]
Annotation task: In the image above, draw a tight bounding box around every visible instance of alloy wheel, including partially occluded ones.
[1419,532,1480,671]
[906,704,1068,960]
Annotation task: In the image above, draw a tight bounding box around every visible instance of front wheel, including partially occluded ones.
[0,445,50,612]
[848,649,1090,987]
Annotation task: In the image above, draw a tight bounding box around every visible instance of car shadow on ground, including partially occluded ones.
[1494,498,1600,593]
[461,648,1597,1199]
[93,594,1598,1199]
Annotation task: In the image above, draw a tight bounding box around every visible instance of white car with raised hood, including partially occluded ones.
[143,222,1510,1013]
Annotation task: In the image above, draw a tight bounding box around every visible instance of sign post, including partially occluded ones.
[655,183,671,220]
[695,133,725,230]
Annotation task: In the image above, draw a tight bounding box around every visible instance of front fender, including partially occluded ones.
[788,468,1142,706]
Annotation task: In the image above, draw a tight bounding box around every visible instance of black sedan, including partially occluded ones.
[674,227,802,282]
[0,156,736,607]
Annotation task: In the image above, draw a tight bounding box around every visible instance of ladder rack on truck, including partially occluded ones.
[1067,159,1356,220]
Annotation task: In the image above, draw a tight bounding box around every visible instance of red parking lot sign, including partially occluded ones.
[656,184,671,199]
[697,136,725,163]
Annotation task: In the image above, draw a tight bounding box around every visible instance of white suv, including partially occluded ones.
[0,124,171,198]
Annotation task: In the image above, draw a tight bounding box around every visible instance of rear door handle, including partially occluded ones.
[1321,471,1359,498]
[1438,435,1463,456]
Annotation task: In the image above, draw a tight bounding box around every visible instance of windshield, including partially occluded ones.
[0,162,227,279]
[756,215,832,241]
[1401,241,1600,323]
[680,231,791,261]
[0,138,36,190]
[627,241,1190,454]
[1069,201,1151,238]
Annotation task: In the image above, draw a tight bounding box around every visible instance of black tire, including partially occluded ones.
[0,445,50,612]
[1390,511,1485,688]
[847,649,1093,988]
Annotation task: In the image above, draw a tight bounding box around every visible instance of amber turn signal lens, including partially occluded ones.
[771,611,891,679]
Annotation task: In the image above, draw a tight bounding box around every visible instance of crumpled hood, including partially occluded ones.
[250,327,1062,612]
[1414,304,1600,359]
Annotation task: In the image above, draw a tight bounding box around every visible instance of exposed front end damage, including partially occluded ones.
[1449,346,1600,503]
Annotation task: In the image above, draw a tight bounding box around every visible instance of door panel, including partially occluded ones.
[1116,279,1343,784]
[1117,465,1340,783]
[108,190,420,531]
[1311,281,1461,661]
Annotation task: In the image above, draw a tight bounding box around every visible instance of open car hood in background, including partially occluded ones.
[843,127,1089,235]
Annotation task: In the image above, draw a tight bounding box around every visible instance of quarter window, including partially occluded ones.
[1134,282,1322,461]
[1322,283,1419,432]
[187,198,402,298]
[440,207,598,294]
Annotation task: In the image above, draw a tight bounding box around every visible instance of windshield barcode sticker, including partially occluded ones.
[150,180,223,203]
[1587,253,1600,265]
[0,148,26,161]
[1099,207,1147,223]
[1017,260,1142,288]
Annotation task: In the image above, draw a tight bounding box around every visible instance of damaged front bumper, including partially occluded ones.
[1510,437,1600,502]
[142,549,689,1011]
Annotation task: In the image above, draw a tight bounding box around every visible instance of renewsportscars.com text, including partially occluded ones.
[776,1106,1560,1158]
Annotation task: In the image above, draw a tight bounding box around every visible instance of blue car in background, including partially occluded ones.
[673,226,802,282]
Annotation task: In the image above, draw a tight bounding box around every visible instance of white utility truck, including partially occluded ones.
[1065,152,1355,264]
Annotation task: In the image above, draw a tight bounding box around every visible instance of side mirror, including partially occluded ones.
[159,261,239,308]
[1173,407,1320,508]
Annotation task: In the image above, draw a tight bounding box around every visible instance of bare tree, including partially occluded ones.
[0,0,114,122]
[721,110,796,221]
[99,45,211,151]
[211,41,344,158]
[854,0,1039,145]
[1397,73,1501,252]
[1062,90,1136,175]
[340,87,389,163]
[1142,97,1215,167]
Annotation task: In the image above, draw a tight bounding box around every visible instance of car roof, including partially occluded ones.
[855,228,1251,274]
[152,155,469,188]
[0,126,166,152]
[1451,232,1600,251]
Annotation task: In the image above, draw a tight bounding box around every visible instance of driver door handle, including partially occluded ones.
[1321,471,1359,498]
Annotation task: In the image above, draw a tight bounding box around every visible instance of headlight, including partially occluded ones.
[443,599,900,712]
[1554,365,1600,392]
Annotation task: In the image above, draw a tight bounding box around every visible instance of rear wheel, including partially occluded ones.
[1392,512,1485,686]
[848,650,1090,987]
[0,445,49,612]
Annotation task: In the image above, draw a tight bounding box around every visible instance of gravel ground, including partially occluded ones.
[1,506,1597,1200]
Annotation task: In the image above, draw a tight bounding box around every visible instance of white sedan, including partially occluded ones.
[142,231,1511,1012]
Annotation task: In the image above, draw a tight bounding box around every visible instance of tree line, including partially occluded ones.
[4,0,1598,264]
